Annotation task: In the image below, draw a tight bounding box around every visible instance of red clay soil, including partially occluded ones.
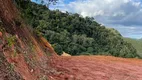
[49,56,142,80]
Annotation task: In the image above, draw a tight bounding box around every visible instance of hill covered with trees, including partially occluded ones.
[16,1,139,58]
[124,38,142,57]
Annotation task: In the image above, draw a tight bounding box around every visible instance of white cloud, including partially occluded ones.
[106,24,142,39]
[49,0,142,39]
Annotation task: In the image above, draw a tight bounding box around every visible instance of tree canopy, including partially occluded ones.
[15,0,140,58]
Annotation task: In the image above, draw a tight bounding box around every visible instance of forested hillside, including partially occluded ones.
[124,38,142,57]
[16,1,139,58]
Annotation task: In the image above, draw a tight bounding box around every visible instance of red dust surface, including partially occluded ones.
[0,32,2,37]
[49,56,142,80]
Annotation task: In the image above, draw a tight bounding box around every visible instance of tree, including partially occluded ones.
[19,1,139,58]
[0,0,139,58]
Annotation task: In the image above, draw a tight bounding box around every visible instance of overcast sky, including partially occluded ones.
[32,0,142,39]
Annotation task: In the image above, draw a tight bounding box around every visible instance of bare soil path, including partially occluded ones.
[50,56,142,80]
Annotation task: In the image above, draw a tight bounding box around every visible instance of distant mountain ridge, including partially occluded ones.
[124,38,142,57]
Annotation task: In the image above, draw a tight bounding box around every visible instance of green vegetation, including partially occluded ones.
[15,1,140,58]
[124,38,142,57]
[0,52,22,80]
[6,35,16,47]
[39,75,48,80]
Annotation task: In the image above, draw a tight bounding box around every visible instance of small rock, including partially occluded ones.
[30,69,34,73]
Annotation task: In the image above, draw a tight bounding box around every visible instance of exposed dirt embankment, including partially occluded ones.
[0,0,58,79]
[50,56,142,80]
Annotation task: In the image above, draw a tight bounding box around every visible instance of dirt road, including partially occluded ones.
[50,56,142,80]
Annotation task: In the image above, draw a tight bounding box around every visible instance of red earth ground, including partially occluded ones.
[49,56,142,80]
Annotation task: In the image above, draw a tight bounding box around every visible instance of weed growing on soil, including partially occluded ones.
[24,53,36,69]
[6,35,16,47]
[8,63,15,73]
[29,42,35,52]
[0,52,23,80]
[0,27,5,33]
[0,22,5,33]
[39,75,48,80]
[13,49,17,57]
